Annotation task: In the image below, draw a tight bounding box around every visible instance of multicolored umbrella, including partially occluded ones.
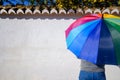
[65,14,120,65]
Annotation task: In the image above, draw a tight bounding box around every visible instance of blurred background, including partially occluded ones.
[0,0,120,10]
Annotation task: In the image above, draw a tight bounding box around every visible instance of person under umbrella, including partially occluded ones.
[65,14,120,80]
[79,60,106,80]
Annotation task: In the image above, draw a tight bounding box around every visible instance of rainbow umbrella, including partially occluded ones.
[65,14,120,65]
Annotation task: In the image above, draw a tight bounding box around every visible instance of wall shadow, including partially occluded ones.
[0,14,84,20]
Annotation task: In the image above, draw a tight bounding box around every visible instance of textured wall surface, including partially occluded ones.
[0,16,120,80]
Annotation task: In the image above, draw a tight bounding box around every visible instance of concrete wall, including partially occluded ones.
[0,15,120,80]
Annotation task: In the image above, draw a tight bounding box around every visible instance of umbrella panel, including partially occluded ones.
[97,20,117,65]
[104,20,120,65]
[67,19,101,59]
[79,20,101,64]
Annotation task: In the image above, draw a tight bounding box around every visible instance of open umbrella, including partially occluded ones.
[65,14,120,65]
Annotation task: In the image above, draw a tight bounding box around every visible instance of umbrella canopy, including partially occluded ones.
[65,14,120,65]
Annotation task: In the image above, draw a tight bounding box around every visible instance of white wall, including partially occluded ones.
[0,15,120,80]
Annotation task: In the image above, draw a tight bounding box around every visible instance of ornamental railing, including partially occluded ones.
[0,6,120,15]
